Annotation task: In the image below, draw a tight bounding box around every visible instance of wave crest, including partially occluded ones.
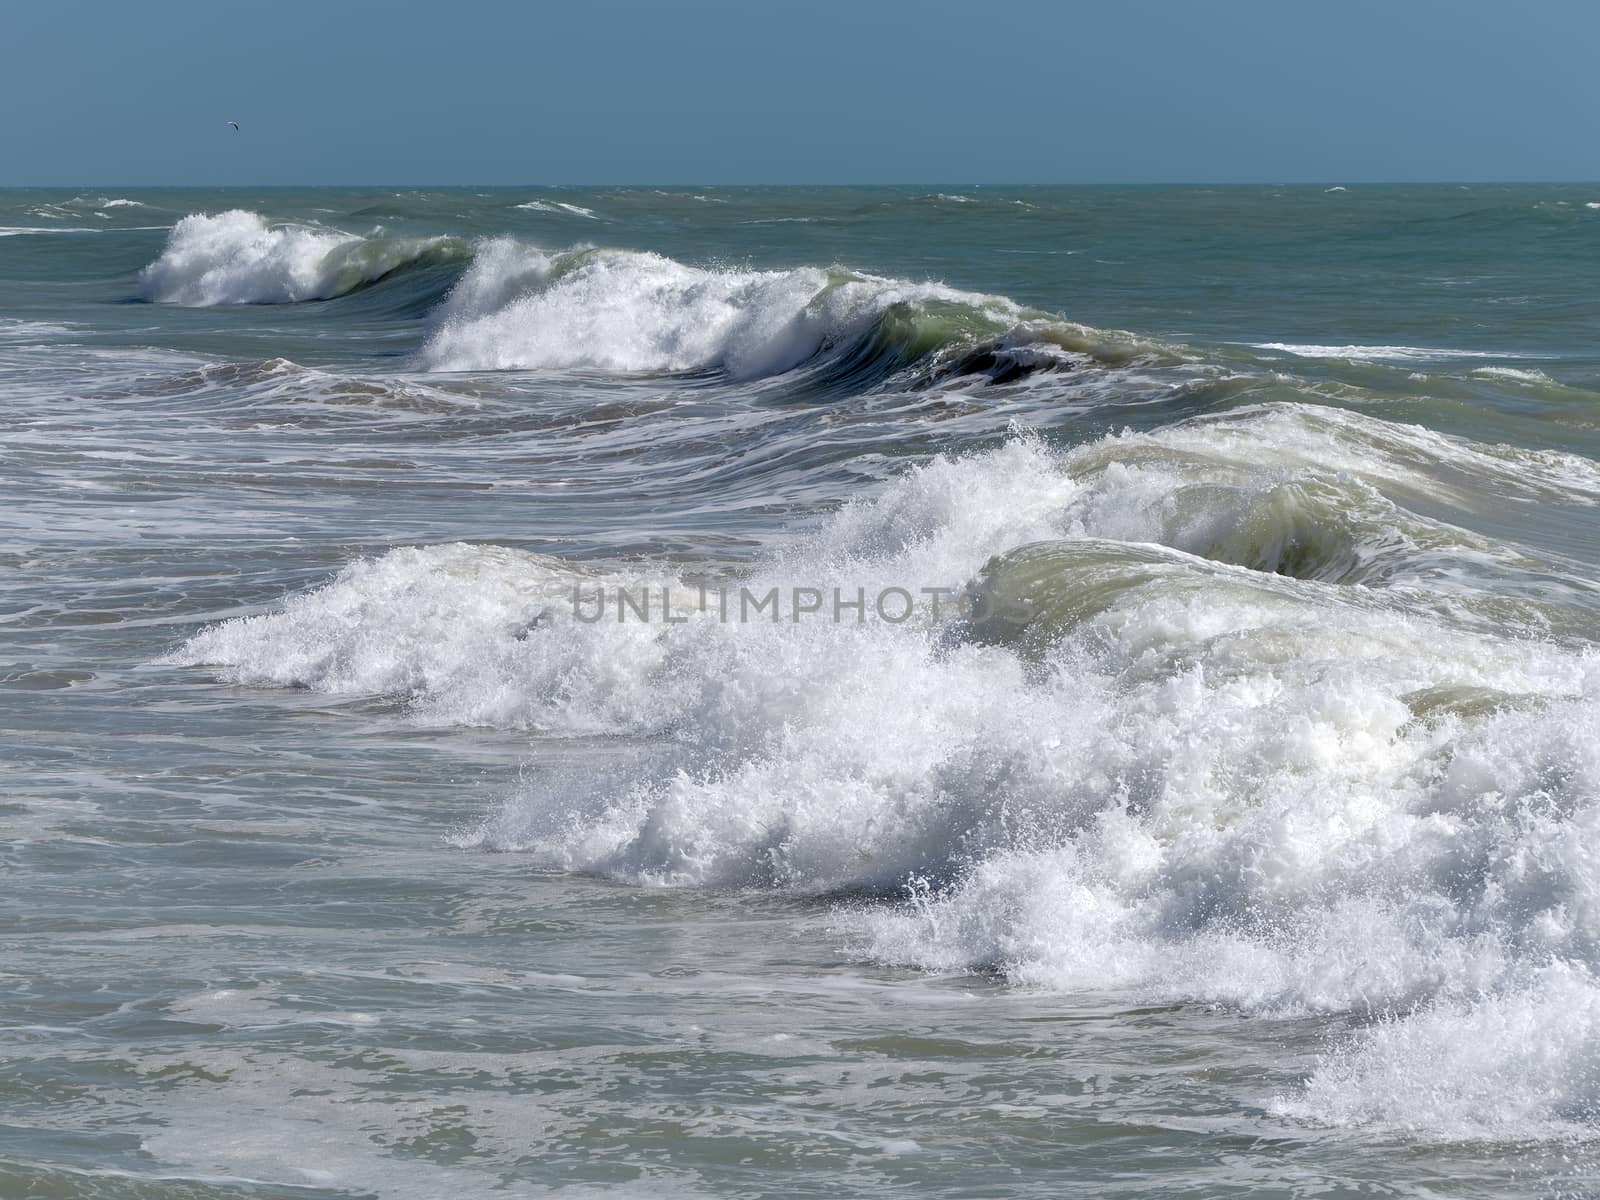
[139,210,469,306]
[419,240,1145,383]
[172,405,1600,1136]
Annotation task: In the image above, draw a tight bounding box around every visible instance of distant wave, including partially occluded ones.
[1472,365,1555,384]
[419,240,1155,385]
[0,226,104,237]
[514,199,600,219]
[1253,341,1522,363]
[62,193,149,210]
[134,216,1154,383]
[139,211,470,306]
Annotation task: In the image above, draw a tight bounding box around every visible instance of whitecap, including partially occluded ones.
[1253,341,1520,363]
[513,199,599,219]
[418,241,1032,378]
[0,225,102,236]
[138,210,465,305]
[1472,365,1554,384]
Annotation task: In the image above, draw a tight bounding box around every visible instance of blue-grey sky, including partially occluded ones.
[6,0,1598,185]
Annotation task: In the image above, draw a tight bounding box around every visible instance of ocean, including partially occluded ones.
[3,184,1600,1197]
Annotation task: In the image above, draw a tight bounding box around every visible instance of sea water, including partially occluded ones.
[3,185,1600,1197]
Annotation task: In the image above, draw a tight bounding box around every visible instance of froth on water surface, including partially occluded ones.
[5,185,1600,1198]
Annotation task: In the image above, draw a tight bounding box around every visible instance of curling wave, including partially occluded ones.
[140,210,470,305]
[418,239,1151,384]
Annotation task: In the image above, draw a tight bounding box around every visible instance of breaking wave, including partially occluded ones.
[166,399,1600,1138]
[418,239,1151,385]
[137,217,1152,387]
[139,210,469,305]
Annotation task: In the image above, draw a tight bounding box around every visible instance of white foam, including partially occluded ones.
[1472,365,1554,384]
[140,211,356,304]
[514,199,599,219]
[169,406,1600,1138]
[61,193,141,211]
[1281,965,1600,1137]
[163,543,670,732]
[420,241,1023,377]
[0,319,73,340]
[0,226,102,237]
[1091,401,1600,506]
[139,210,459,305]
[1252,342,1514,363]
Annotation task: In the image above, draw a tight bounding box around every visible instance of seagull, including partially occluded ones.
[227,120,240,132]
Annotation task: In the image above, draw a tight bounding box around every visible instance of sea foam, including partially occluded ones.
[418,241,1032,378]
[135,220,1138,380]
[168,401,1600,1138]
[140,210,466,306]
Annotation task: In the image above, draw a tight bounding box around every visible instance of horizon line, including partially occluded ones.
[5,179,1600,191]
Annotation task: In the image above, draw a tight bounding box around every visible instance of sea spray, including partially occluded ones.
[166,403,1600,1135]
[140,210,468,305]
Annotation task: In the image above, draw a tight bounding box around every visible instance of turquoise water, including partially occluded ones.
[3,185,1600,1197]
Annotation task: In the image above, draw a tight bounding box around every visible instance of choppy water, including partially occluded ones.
[4,185,1600,1198]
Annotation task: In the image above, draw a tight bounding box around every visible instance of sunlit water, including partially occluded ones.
[4,186,1600,1197]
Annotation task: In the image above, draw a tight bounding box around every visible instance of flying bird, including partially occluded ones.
[227,120,240,132]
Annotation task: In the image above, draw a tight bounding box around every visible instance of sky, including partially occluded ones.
[4,0,1598,185]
